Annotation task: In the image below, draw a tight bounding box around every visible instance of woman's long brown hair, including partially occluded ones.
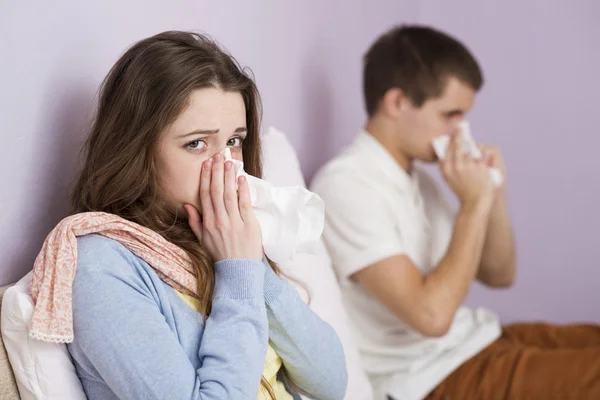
[69,31,282,398]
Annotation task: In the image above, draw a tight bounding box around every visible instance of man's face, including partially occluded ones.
[400,77,477,161]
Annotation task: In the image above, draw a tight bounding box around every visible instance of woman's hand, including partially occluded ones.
[184,153,263,261]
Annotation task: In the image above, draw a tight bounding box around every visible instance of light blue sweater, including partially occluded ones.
[66,234,347,400]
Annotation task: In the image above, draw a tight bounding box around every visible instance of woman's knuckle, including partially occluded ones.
[202,221,214,233]
[214,218,227,231]
[224,192,236,203]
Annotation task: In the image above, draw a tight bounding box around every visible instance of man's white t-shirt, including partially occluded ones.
[311,131,501,400]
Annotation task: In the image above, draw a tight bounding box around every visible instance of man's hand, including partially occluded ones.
[479,144,507,190]
[440,132,495,209]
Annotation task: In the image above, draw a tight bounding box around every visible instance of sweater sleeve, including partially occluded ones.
[68,235,269,400]
[262,263,348,400]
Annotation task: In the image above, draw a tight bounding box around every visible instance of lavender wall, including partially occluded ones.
[294,0,600,324]
[0,1,415,285]
[414,0,600,323]
[2,1,598,324]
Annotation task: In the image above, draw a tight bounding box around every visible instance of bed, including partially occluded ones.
[0,284,20,399]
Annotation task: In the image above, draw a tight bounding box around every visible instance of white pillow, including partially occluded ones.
[1,272,86,400]
[0,127,373,400]
[262,127,374,400]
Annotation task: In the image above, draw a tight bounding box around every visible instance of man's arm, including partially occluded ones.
[351,132,498,338]
[476,145,516,287]
[477,193,516,287]
[353,199,492,337]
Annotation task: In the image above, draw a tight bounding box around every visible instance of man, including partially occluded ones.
[311,25,600,400]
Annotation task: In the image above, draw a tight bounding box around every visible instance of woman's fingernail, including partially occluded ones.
[204,161,211,170]
[214,153,222,162]
[239,176,246,184]
[225,161,232,170]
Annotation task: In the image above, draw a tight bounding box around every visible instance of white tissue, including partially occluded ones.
[432,121,503,187]
[219,147,325,264]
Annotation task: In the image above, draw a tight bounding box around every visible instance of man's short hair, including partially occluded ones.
[363,25,483,117]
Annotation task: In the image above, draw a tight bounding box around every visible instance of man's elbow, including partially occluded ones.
[414,309,453,338]
[479,260,516,288]
[389,295,457,338]
[493,273,516,288]
[479,272,515,288]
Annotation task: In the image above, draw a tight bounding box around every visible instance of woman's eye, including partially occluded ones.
[186,140,207,151]
[227,137,244,147]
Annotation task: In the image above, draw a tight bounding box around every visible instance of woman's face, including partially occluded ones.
[156,88,247,213]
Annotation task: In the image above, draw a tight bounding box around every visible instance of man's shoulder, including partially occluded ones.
[312,144,378,194]
[312,163,380,209]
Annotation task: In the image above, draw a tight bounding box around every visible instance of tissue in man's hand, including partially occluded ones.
[220,147,325,264]
[431,121,504,187]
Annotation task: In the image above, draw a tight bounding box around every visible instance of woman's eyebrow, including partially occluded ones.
[176,129,219,139]
[176,127,247,139]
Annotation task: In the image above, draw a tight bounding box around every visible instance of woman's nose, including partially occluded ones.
[209,147,228,160]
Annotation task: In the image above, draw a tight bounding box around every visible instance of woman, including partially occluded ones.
[33,31,347,399]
